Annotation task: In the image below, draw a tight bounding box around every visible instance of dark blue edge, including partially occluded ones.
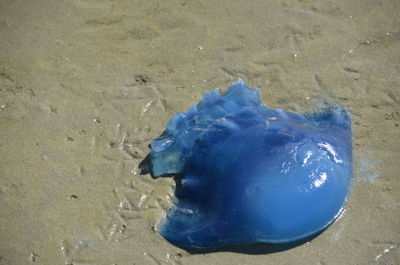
[170,228,327,254]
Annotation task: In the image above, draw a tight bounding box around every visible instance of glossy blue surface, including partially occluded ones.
[148,80,352,248]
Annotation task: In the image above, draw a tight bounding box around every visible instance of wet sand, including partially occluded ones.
[0,0,399,264]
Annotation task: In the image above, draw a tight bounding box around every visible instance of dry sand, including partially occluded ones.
[0,0,399,264]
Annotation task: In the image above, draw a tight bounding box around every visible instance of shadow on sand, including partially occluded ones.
[176,232,324,255]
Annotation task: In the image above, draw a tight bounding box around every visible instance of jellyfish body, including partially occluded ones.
[147,80,352,248]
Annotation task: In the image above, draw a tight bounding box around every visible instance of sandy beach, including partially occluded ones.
[0,0,399,264]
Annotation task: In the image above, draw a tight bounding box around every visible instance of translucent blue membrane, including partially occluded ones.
[147,80,352,248]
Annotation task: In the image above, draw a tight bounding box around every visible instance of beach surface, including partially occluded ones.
[0,0,399,264]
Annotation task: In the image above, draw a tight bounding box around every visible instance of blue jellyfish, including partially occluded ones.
[144,80,352,248]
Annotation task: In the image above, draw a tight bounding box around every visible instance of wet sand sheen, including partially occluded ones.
[0,0,399,264]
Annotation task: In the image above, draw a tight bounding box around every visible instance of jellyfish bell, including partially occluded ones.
[143,80,352,248]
